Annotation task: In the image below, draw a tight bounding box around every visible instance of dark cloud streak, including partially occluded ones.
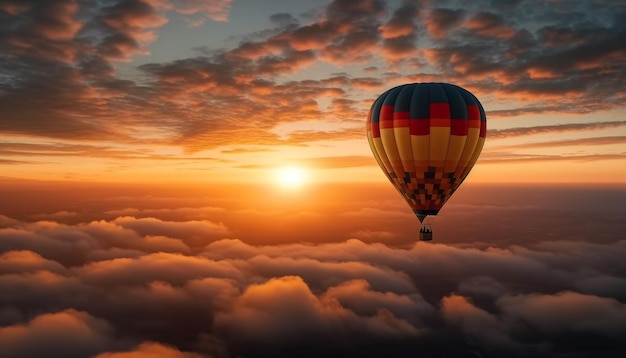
[488,120,626,139]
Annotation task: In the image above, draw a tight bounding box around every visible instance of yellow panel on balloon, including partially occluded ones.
[444,135,467,172]
[429,127,450,167]
[380,128,404,176]
[394,126,415,173]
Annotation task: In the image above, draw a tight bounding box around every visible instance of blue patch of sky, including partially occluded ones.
[116,0,328,82]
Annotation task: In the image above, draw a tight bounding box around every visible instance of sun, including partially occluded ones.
[276,167,306,188]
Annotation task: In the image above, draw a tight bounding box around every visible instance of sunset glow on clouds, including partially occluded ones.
[1,0,625,183]
[1,181,625,357]
[2,1,626,357]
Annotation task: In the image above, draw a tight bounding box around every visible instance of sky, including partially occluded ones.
[1,0,625,183]
[1,0,626,357]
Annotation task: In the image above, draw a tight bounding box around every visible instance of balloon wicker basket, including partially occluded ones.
[419,224,433,241]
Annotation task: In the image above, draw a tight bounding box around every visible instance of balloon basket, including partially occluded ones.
[419,224,433,241]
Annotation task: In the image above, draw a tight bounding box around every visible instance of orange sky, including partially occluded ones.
[4,131,625,185]
[1,0,625,185]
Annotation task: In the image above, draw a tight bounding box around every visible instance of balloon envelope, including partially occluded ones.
[366,83,486,222]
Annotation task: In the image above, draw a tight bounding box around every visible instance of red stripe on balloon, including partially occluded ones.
[410,119,429,135]
[450,118,469,135]
[430,102,450,119]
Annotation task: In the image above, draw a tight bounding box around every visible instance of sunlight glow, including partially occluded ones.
[276,167,306,188]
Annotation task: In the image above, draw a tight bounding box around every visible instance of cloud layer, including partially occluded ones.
[1,182,626,357]
[1,0,625,168]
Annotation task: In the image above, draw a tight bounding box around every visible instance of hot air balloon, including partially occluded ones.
[366,83,486,241]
